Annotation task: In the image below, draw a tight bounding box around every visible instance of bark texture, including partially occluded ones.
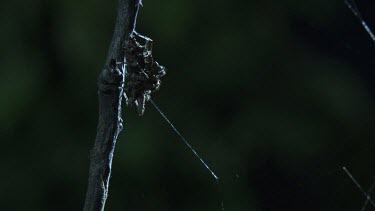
[83,1,141,210]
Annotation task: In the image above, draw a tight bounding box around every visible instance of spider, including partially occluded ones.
[123,31,166,116]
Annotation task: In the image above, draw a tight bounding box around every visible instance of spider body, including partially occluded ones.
[123,32,166,116]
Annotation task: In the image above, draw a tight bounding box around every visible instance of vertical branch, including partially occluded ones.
[83,0,141,211]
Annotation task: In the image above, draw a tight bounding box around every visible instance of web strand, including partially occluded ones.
[361,180,375,211]
[150,99,219,181]
[342,166,375,209]
[345,0,375,44]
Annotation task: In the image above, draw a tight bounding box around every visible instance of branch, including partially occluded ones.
[83,0,141,210]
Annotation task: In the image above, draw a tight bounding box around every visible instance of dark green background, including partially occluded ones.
[1,0,375,210]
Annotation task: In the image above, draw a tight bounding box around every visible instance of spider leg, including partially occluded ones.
[134,31,153,51]
[134,31,153,42]
[134,95,146,116]
[122,92,129,106]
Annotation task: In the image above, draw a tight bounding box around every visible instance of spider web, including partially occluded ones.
[343,1,375,210]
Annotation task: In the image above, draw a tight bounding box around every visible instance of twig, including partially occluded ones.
[83,0,141,210]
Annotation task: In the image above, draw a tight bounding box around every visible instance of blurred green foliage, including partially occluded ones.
[1,0,375,210]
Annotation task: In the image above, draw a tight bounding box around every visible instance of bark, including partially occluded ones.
[83,0,141,210]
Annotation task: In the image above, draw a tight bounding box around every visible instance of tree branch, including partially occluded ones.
[83,1,141,210]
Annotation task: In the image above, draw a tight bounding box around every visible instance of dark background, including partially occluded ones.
[1,0,375,210]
